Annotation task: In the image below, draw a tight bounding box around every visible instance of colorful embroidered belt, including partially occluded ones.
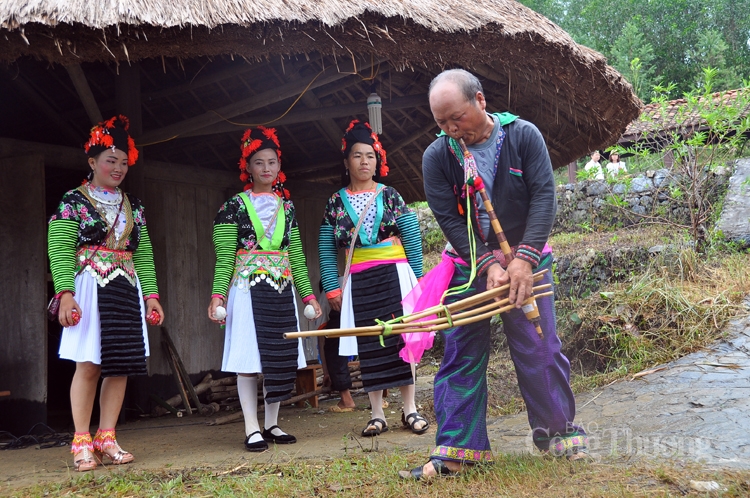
[76,246,136,288]
[348,237,407,274]
[232,249,291,293]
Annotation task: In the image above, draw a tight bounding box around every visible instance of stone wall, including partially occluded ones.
[554,167,730,233]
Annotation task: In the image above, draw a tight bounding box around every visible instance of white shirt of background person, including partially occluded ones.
[584,151,604,180]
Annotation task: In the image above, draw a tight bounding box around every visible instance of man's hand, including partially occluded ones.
[498,258,533,307]
[485,263,506,293]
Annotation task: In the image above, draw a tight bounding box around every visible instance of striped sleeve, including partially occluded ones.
[395,211,423,279]
[48,219,80,295]
[212,223,238,298]
[288,226,314,300]
[318,223,340,295]
[132,225,159,297]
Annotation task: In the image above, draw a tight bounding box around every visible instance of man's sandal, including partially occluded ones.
[398,459,457,480]
[361,418,388,437]
[402,411,430,434]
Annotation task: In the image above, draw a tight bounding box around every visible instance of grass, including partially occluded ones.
[560,248,750,389]
[7,453,750,497]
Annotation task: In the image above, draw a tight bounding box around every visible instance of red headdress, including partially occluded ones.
[238,126,289,199]
[84,115,139,166]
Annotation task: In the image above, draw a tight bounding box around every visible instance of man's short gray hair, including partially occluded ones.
[428,69,484,103]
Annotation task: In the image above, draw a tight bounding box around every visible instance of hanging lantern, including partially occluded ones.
[367,88,383,135]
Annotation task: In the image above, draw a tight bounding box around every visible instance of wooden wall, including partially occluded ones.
[0,138,340,430]
[0,155,47,432]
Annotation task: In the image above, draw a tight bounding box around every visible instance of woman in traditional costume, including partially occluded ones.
[318,120,428,437]
[208,127,321,452]
[48,115,164,472]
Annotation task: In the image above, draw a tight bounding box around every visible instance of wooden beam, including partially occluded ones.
[180,94,427,138]
[287,120,437,179]
[1,70,81,144]
[139,59,385,145]
[64,64,103,125]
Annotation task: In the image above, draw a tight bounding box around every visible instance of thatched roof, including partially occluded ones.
[0,0,641,199]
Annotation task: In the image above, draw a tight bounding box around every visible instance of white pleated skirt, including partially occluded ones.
[338,262,418,356]
[58,272,150,364]
[221,282,306,374]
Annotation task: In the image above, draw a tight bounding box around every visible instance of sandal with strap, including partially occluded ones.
[402,411,430,434]
[361,418,388,437]
[398,459,458,480]
[71,432,97,472]
[93,428,134,465]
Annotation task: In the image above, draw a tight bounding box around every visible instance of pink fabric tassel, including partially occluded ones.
[399,251,465,364]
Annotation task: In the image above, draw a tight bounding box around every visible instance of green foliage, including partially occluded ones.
[517,0,750,95]
[620,69,749,249]
[610,21,657,99]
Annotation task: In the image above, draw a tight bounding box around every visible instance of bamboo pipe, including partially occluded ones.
[283,281,551,339]
[458,138,546,339]
[458,138,513,263]
[285,291,554,339]
[401,269,548,324]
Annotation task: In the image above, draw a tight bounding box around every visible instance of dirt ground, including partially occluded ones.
[0,375,438,492]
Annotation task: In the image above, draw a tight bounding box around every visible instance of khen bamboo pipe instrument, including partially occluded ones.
[284,272,548,340]
[284,290,554,339]
[457,138,545,339]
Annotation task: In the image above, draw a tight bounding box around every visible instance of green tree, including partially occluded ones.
[690,30,743,91]
[610,20,656,99]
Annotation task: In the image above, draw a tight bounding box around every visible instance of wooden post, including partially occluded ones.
[116,62,145,198]
[65,64,103,125]
[568,161,577,183]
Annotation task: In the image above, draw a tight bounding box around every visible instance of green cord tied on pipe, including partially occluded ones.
[375,318,394,347]
[441,305,454,328]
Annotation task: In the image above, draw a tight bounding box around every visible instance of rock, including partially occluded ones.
[628,197,640,207]
[613,183,628,194]
[649,245,665,254]
[640,195,653,208]
[716,159,750,245]
[689,481,721,492]
[630,176,652,193]
[653,168,671,187]
[632,205,647,215]
[586,182,606,196]
[577,201,589,210]
[646,170,656,178]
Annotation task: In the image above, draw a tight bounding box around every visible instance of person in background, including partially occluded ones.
[584,151,604,180]
[606,151,627,178]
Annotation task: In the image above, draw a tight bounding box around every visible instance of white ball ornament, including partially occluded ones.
[214,306,227,320]
[304,304,316,320]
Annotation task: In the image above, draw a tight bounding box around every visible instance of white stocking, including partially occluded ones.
[237,375,262,443]
[263,386,287,436]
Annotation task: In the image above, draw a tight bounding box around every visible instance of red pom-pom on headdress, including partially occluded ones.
[84,114,138,166]
[238,126,289,198]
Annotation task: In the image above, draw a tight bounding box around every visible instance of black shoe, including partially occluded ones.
[244,431,269,452]
[262,425,297,444]
[398,459,458,480]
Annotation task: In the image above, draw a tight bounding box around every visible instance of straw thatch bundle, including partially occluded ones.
[0,0,641,167]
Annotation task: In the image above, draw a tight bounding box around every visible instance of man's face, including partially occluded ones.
[429,81,489,145]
